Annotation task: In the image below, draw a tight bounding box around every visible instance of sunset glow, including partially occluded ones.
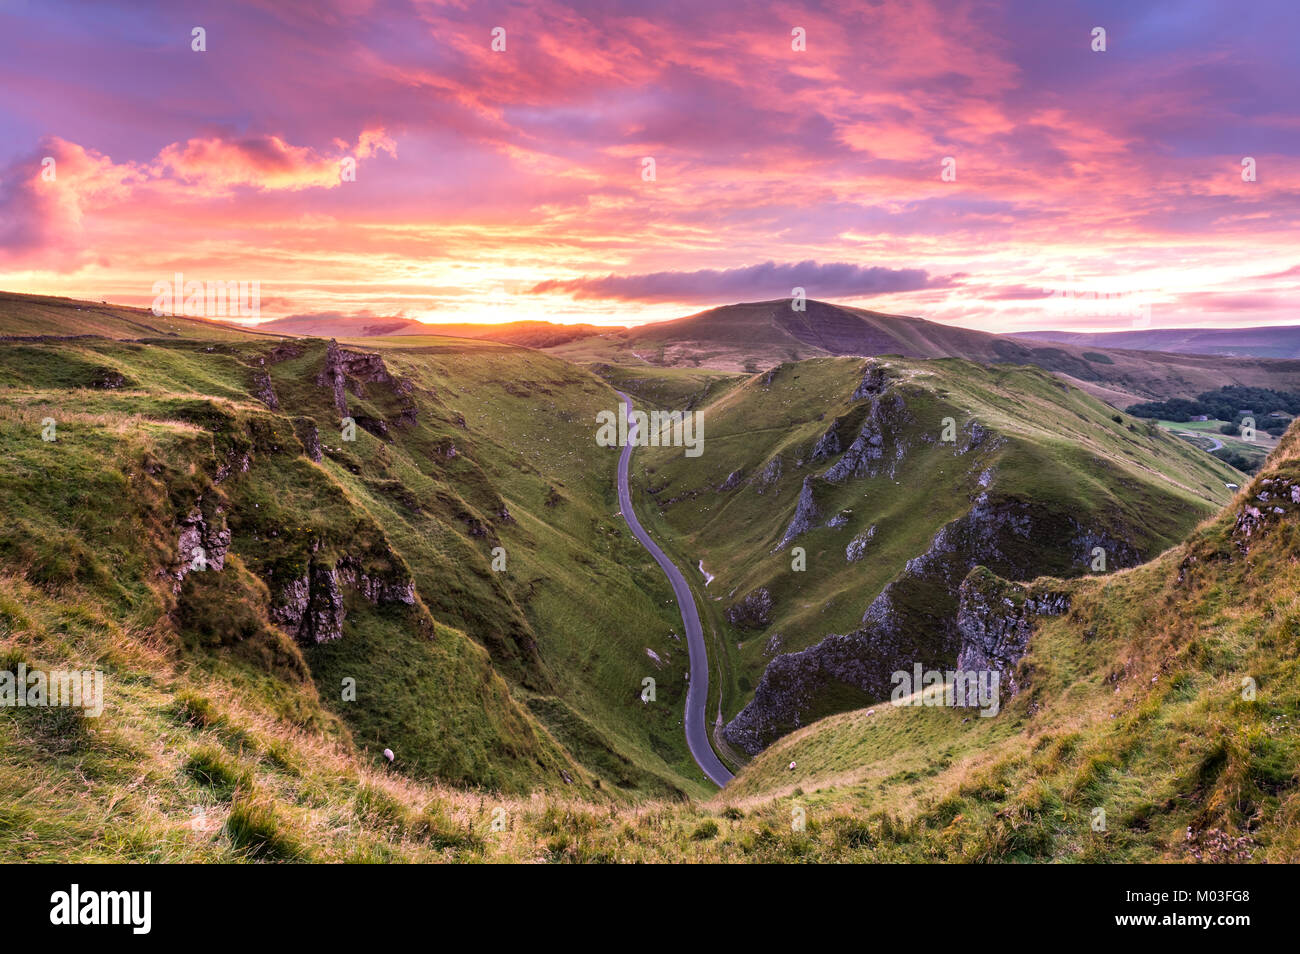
[2,0,1297,330]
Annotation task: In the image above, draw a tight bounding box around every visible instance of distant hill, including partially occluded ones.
[257,314,424,337]
[547,298,1300,405]
[1010,325,1300,359]
[411,320,620,349]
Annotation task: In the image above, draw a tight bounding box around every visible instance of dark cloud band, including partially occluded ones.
[529,261,948,303]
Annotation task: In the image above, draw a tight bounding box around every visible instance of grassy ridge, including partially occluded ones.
[632,356,1243,736]
[0,291,273,342]
[719,429,1300,861]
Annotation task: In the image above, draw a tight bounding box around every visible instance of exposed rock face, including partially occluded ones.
[1071,527,1140,570]
[317,340,350,416]
[271,549,416,644]
[961,422,990,454]
[727,488,1146,754]
[316,339,418,428]
[810,423,842,461]
[273,562,346,644]
[851,361,888,400]
[213,449,251,485]
[776,476,820,549]
[1231,475,1300,549]
[336,346,395,389]
[393,383,419,428]
[302,563,346,644]
[723,637,857,751]
[752,457,782,494]
[336,555,416,606]
[846,525,876,562]
[293,417,322,462]
[267,343,305,364]
[955,571,1069,699]
[725,587,773,629]
[90,368,130,389]
[173,500,231,591]
[250,369,279,410]
[353,415,389,439]
[718,469,744,492]
[824,390,909,482]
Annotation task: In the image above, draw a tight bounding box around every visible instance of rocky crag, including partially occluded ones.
[725,362,1159,754]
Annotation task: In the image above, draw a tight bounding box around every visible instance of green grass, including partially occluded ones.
[0,301,709,799]
[1,291,1296,863]
[631,356,1243,742]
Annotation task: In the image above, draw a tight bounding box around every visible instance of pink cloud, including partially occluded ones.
[0,129,394,269]
[157,130,395,193]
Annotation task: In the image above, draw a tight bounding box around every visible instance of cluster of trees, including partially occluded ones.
[1129,385,1298,435]
[1212,447,1261,474]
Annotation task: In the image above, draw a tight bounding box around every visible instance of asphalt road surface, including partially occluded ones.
[614,391,733,787]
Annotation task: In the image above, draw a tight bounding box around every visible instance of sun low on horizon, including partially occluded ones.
[1,0,1298,333]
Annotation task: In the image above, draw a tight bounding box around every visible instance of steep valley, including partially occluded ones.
[1,292,1295,863]
[631,355,1242,756]
[0,296,714,803]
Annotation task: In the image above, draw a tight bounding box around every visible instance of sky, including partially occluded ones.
[0,0,1297,332]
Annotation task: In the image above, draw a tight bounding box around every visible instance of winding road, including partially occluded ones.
[614,391,734,787]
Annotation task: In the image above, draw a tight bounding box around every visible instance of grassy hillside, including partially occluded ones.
[0,304,712,799]
[717,426,1300,861]
[6,421,1292,861]
[1,292,1296,862]
[587,363,741,411]
[0,291,273,342]
[399,322,619,349]
[630,355,1243,755]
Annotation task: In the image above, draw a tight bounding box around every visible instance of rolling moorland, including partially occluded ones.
[1012,325,1300,360]
[0,291,1295,862]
